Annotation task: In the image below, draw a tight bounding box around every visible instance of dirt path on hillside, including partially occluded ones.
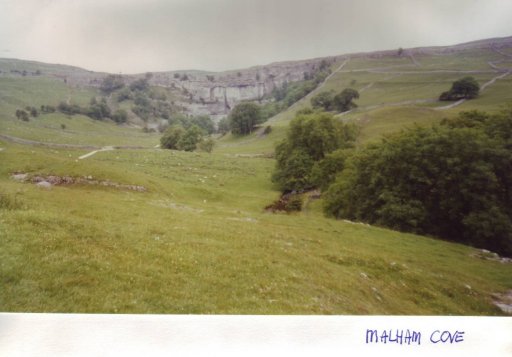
[480,71,511,91]
[358,82,374,93]
[78,146,115,160]
[434,99,466,111]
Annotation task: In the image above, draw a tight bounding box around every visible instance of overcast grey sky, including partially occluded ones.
[1,0,511,73]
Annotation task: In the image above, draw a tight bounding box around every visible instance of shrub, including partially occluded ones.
[100,75,125,94]
[160,125,185,149]
[177,125,204,151]
[198,138,215,153]
[112,109,128,124]
[285,195,303,212]
[130,77,149,91]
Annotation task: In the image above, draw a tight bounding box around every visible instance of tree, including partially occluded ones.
[272,111,358,192]
[112,109,128,124]
[311,90,335,111]
[311,149,351,191]
[130,77,149,92]
[100,75,125,94]
[87,98,111,120]
[439,77,480,101]
[15,109,29,121]
[178,125,204,151]
[29,107,38,117]
[272,145,315,192]
[160,125,185,150]
[217,117,230,134]
[332,88,359,112]
[190,115,215,135]
[324,110,512,257]
[229,102,262,135]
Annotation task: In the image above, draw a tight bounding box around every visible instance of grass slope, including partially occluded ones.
[0,76,160,147]
[1,141,510,314]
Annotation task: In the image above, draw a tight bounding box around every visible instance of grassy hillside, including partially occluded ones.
[218,45,512,153]
[0,74,160,147]
[1,141,510,314]
[1,40,512,314]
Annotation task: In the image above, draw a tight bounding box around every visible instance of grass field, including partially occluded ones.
[1,44,512,314]
[1,141,510,314]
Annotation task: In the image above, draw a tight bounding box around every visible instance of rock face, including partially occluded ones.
[144,57,337,120]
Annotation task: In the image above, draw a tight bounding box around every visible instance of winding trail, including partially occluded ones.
[435,99,466,111]
[480,71,511,91]
[78,146,115,160]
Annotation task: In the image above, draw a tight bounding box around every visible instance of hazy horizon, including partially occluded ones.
[1,0,512,74]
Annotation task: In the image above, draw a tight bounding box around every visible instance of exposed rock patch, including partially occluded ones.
[472,249,511,264]
[10,173,146,192]
[36,181,52,189]
[492,290,512,314]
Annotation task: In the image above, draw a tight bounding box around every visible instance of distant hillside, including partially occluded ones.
[1,35,512,123]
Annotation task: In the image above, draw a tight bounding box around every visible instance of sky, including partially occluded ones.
[1,0,511,74]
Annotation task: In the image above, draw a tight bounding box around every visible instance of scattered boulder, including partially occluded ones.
[36,181,52,189]
[492,290,512,314]
[472,249,511,263]
[11,173,28,182]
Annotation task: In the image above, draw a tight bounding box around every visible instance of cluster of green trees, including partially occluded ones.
[57,98,109,120]
[310,88,360,112]
[15,106,39,121]
[160,124,215,152]
[271,111,358,192]
[15,109,29,121]
[109,73,180,123]
[439,77,480,101]
[55,98,127,123]
[164,113,215,135]
[319,110,512,257]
